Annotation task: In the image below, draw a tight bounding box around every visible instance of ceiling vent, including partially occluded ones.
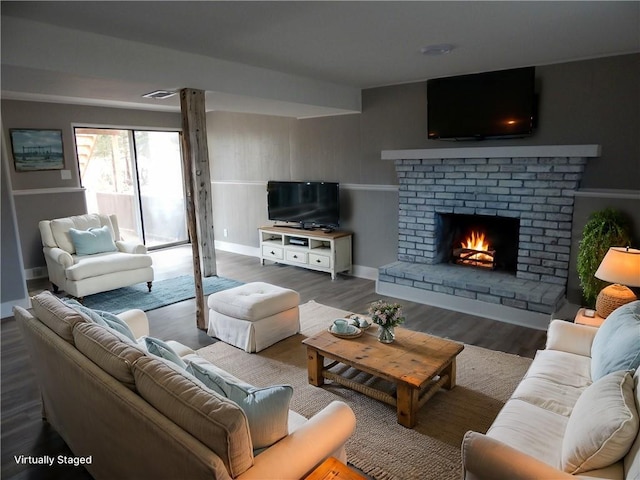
[142,90,177,100]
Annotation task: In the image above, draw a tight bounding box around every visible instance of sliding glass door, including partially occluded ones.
[74,127,188,249]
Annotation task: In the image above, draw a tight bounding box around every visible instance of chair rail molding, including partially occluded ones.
[381,144,601,160]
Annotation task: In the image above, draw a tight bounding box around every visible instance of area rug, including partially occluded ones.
[197,300,533,480]
[81,275,243,314]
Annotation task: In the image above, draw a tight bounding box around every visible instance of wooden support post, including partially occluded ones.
[180,88,216,330]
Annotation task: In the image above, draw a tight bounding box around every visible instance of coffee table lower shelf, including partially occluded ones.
[303,327,463,428]
[321,361,450,410]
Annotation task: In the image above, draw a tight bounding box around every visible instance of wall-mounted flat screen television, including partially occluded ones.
[267,181,339,228]
[427,66,536,140]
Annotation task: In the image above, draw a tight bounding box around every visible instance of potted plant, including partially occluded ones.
[577,208,632,307]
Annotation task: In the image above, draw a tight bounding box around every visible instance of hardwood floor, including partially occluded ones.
[2,245,547,479]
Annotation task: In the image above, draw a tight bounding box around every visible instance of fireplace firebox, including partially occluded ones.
[435,213,520,273]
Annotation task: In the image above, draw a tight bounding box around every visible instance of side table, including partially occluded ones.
[305,457,367,480]
[574,307,605,327]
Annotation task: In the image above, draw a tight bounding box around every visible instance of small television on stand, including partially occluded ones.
[267,181,339,230]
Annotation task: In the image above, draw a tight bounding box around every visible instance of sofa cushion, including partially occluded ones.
[49,213,111,254]
[65,252,153,281]
[30,291,88,343]
[73,322,145,390]
[511,376,585,417]
[69,226,117,256]
[562,370,639,474]
[132,355,253,477]
[523,349,592,389]
[62,298,136,342]
[591,301,640,381]
[487,398,568,467]
[142,337,187,368]
[185,354,293,449]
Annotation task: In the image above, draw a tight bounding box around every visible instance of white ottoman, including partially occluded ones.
[207,282,300,353]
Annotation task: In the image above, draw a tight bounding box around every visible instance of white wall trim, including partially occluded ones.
[212,180,266,186]
[574,189,640,200]
[71,122,182,132]
[351,264,378,280]
[341,183,398,192]
[211,180,398,192]
[376,280,551,331]
[215,240,260,258]
[13,187,85,196]
[24,267,48,281]
[2,128,30,319]
[381,144,601,160]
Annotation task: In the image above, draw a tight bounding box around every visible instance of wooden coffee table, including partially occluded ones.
[302,326,464,428]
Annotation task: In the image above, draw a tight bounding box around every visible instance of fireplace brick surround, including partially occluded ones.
[378,145,600,327]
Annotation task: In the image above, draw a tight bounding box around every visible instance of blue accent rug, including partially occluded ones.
[81,275,243,314]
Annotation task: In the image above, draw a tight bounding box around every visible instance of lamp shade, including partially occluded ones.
[594,247,640,317]
[595,247,640,287]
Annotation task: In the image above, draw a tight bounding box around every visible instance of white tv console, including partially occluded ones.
[258,226,352,280]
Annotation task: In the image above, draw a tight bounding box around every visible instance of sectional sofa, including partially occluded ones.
[14,291,356,479]
[462,301,640,479]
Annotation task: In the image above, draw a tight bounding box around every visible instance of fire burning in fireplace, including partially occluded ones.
[453,230,496,269]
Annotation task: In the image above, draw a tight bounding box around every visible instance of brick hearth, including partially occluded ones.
[378,145,600,325]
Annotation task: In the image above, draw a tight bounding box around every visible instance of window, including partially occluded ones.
[74,127,187,248]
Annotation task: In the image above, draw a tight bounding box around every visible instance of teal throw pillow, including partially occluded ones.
[69,226,117,256]
[143,336,187,369]
[591,301,640,381]
[62,299,136,342]
[187,358,293,449]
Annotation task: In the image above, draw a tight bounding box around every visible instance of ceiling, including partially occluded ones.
[2,1,639,118]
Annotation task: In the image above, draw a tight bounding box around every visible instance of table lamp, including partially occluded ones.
[594,246,640,318]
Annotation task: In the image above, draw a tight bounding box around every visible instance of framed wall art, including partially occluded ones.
[10,129,65,172]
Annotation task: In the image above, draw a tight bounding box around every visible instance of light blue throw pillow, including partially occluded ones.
[187,358,293,449]
[143,336,187,369]
[591,301,640,381]
[69,226,117,256]
[62,298,136,342]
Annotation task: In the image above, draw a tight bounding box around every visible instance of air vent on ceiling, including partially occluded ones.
[142,90,177,100]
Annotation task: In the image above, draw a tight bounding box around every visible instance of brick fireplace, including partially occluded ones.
[378,145,600,328]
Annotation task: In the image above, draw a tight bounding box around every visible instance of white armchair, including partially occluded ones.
[39,213,153,298]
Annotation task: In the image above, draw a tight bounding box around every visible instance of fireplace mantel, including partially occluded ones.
[381,144,600,160]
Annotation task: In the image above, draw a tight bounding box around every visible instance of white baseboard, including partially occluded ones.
[376,280,551,331]
[24,266,48,280]
[215,240,260,258]
[351,265,378,281]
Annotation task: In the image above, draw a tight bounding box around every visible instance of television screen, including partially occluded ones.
[267,181,339,227]
[427,67,536,140]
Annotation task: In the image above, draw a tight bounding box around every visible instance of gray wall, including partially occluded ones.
[2,53,639,299]
[362,53,639,191]
[1,128,29,316]
[207,110,400,270]
[1,100,181,270]
[209,54,639,275]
